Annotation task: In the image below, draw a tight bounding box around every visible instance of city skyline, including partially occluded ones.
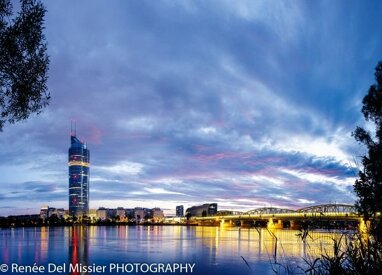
[1,1,382,216]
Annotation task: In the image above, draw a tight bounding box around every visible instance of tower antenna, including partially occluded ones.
[74,121,77,136]
[70,120,73,136]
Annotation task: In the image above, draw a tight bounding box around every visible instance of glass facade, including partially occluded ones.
[176,205,184,217]
[68,134,90,217]
[185,203,218,217]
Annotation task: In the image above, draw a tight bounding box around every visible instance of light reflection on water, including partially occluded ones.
[0,226,348,274]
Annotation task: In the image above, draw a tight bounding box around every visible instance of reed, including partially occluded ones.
[302,231,382,274]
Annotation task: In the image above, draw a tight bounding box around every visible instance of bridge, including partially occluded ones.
[190,204,366,230]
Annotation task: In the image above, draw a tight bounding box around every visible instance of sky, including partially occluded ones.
[1,0,382,216]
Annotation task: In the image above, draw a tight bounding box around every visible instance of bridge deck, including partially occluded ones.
[192,212,361,221]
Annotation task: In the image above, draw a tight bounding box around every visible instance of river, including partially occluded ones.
[0,226,350,274]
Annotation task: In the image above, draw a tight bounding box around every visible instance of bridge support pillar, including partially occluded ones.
[240,220,253,227]
[290,220,300,230]
[220,219,234,227]
[267,219,283,229]
[275,219,283,229]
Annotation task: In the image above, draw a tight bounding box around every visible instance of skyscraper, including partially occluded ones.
[68,129,90,217]
[176,205,184,217]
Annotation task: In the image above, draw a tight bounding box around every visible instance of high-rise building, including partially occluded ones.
[176,205,184,217]
[68,129,90,217]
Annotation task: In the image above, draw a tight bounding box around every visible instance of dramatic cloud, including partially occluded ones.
[0,0,381,216]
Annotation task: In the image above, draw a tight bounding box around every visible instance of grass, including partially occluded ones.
[301,230,382,274]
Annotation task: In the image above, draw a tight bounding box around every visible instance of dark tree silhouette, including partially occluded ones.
[0,0,49,131]
[353,61,382,238]
[185,212,191,220]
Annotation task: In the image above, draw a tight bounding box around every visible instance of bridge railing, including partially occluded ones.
[192,211,360,220]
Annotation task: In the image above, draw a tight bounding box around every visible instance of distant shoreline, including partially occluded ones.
[0,222,201,229]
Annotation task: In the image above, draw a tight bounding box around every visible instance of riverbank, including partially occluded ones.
[0,216,200,228]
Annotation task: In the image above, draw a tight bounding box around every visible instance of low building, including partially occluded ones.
[185,203,218,217]
[40,206,49,220]
[134,207,145,221]
[51,208,65,218]
[91,207,164,222]
[125,208,135,219]
[152,208,164,222]
[40,206,65,220]
[88,209,98,220]
[97,207,108,220]
[116,207,126,219]
[145,208,153,219]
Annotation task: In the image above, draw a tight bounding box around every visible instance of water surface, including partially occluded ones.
[0,226,345,274]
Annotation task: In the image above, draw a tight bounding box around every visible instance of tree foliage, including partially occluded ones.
[0,0,49,131]
[353,61,382,238]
